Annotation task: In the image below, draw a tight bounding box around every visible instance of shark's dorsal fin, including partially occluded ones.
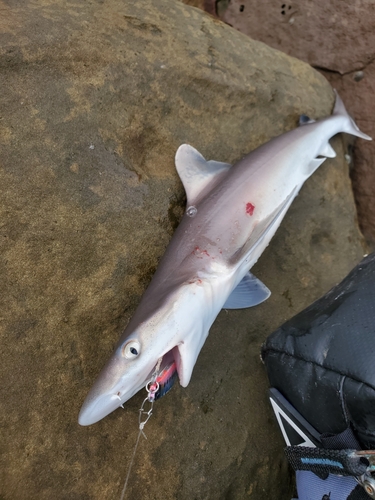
[223,272,270,309]
[175,144,231,206]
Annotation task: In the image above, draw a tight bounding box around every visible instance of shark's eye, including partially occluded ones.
[122,340,141,359]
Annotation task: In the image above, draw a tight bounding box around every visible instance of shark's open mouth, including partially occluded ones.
[153,348,179,400]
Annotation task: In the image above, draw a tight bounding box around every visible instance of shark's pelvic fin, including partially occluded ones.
[175,144,231,206]
[223,272,271,309]
[318,142,336,158]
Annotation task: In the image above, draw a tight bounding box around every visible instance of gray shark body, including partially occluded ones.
[79,92,371,425]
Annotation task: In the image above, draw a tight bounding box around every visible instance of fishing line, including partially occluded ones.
[119,357,163,500]
[119,425,144,500]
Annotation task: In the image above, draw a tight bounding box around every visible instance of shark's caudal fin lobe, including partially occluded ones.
[333,90,372,141]
[223,272,271,309]
[175,144,231,206]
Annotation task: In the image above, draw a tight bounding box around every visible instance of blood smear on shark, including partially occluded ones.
[246,203,255,216]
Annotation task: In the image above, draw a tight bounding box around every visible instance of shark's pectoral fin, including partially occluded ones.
[305,157,326,177]
[175,144,231,206]
[223,272,271,309]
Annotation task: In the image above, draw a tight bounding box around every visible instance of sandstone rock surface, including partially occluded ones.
[0,1,365,499]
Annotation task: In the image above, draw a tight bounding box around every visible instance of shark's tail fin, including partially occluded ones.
[333,90,372,141]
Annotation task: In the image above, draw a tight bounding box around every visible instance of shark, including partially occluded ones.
[78,92,371,426]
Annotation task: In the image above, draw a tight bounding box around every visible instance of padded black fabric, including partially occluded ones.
[262,253,375,449]
[320,427,360,450]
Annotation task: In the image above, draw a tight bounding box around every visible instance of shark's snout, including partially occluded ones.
[78,345,183,425]
[78,351,145,426]
[78,392,124,426]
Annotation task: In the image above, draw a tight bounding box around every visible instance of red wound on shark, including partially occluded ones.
[246,202,255,216]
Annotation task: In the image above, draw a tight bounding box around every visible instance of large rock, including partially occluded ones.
[0,1,364,499]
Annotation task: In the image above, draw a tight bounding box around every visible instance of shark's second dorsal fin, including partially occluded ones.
[175,144,231,206]
[223,272,271,309]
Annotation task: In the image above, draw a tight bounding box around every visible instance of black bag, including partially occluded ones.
[262,253,375,450]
